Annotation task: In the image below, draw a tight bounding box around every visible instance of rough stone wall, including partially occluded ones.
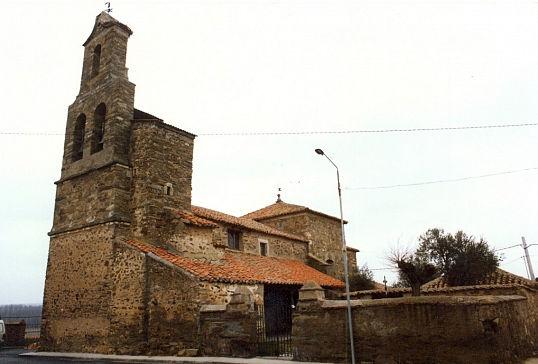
[211,225,308,262]
[168,224,224,260]
[51,165,132,235]
[144,255,201,355]
[293,284,538,364]
[40,224,127,353]
[422,284,538,347]
[61,77,135,180]
[108,240,148,355]
[143,254,262,356]
[129,121,194,243]
[261,213,346,280]
[199,288,259,358]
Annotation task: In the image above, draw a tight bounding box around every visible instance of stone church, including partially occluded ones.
[40,11,358,356]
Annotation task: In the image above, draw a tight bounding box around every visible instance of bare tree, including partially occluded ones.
[384,242,438,296]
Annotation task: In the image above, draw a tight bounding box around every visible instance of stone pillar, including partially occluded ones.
[297,280,325,309]
[199,286,258,358]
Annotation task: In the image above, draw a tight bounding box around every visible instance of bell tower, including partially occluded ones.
[52,12,135,235]
[41,12,138,352]
[41,11,196,353]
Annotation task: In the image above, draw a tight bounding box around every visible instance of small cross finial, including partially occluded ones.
[105,2,113,13]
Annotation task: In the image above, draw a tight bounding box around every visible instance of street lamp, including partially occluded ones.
[314,148,355,364]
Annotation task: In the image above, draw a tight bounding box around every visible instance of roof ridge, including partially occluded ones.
[191,205,308,242]
[241,200,346,223]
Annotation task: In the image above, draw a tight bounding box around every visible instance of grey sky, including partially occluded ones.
[1,0,537,304]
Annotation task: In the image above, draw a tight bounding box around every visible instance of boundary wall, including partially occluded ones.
[293,281,538,364]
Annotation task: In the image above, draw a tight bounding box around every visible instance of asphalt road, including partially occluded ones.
[4,348,538,364]
[0,349,113,363]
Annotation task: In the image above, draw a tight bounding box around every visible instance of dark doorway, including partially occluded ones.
[257,284,298,357]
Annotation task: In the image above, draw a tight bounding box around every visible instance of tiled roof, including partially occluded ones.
[191,206,308,243]
[242,199,345,223]
[421,268,537,289]
[173,209,219,228]
[122,238,345,288]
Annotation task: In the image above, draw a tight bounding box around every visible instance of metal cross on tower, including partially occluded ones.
[105,2,113,13]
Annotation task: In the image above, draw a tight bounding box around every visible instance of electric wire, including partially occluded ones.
[199,122,538,135]
[346,167,538,190]
[494,244,521,252]
[1,121,536,136]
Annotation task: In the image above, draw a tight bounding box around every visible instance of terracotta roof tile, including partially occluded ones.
[242,199,346,223]
[172,210,219,228]
[421,268,537,289]
[191,206,308,243]
[122,238,345,288]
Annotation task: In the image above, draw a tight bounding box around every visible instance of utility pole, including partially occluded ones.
[521,237,535,281]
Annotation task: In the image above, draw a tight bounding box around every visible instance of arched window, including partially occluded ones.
[91,103,106,154]
[91,45,101,78]
[72,114,86,161]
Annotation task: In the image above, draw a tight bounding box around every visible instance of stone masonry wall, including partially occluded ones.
[108,240,148,355]
[168,224,224,261]
[144,254,262,356]
[62,77,135,180]
[199,287,259,358]
[261,213,346,280]
[211,225,308,262]
[51,165,132,235]
[40,223,128,353]
[129,120,194,243]
[293,282,538,364]
[144,254,201,355]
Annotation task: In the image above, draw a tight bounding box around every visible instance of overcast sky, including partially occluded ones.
[1,0,537,305]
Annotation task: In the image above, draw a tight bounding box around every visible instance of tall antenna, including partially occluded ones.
[105,2,113,13]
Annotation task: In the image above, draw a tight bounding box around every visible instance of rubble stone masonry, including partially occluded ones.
[293,282,538,364]
[40,224,127,352]
[129,120,194,243]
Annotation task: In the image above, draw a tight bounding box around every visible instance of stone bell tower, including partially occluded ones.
[52,11,135,235]
[41,11,196,353]
[40,12,137,352]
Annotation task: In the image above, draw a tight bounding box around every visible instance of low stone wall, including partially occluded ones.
[293,281,538,364]
[199,287,258,358]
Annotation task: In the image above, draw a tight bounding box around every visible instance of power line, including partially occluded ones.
[198,122,537,136]
[500,256,525,267]
[494,244,521,252]
[1,122,536,137]
[346,167,538,190]
[0,132,64,136]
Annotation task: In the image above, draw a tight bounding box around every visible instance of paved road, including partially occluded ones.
[3,348,538,364]
[0,348,106,363]
[0,349,302,364]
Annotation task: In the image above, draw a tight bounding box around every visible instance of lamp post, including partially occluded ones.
[315,148,355,364]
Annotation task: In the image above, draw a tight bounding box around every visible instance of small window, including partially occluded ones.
[260,242,268,256]
[228,230,241,250]
[278,220,284,230]
[164,183,173,196]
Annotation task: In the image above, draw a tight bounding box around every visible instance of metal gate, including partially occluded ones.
[257,286,294,357]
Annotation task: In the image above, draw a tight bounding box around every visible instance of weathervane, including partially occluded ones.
[105,2,113,13]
